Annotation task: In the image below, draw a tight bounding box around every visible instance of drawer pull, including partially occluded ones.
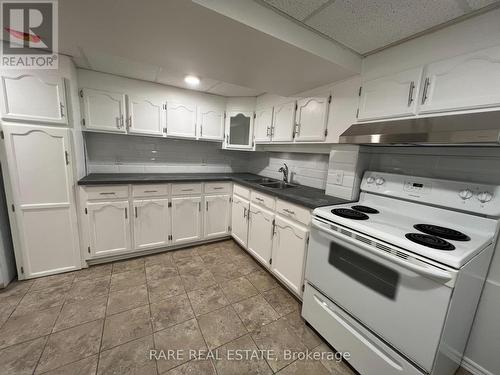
[283,208,295,215]
[99,192,116,195]
[213,187,224,190]
[255,197,264,202]
[143,190,158,193]
[181,188,194,192]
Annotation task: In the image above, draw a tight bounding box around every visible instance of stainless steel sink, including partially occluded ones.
[259,181,297,189]
[245,177,277,183]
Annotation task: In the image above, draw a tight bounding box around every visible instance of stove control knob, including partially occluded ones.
[477,192,493,203]
[375,177,385,186]
[366,177,375,184]
[459,189,473,200]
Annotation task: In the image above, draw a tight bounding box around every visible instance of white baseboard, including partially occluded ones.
[461,356,495,375]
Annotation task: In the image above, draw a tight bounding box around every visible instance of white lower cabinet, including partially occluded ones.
[271,215,308,295]
[87,201,131,257]
[247,203,274,267]
[204,194,231,239]
[171,196,202,244]
[231,195,250,247]
[133,199,170,249]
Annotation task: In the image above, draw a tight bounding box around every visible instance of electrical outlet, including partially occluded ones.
[331,170,344,185]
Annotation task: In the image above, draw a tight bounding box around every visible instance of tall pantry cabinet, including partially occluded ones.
[0,57,84,279]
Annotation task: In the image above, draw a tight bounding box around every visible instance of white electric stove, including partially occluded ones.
[302,171,500,375]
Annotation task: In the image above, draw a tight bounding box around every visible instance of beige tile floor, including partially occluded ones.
[0,239,472,375]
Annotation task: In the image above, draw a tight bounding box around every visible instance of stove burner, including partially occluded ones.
[331,208,369,220]
[352,205,379,214]
[414,224,470,241]
[405,233,456,251]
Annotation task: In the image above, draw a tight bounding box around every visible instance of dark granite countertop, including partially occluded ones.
[78,173,350,209]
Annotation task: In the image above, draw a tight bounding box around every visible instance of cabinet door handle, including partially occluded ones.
[125,207,128,219]
[198,202,201,211]
[206,201,208,211]
[266,127,270,136]
[60,102,65,117]
[421,77,430,105]
[116,117,121,129]
[294,123,300,136]
[127,115,132,129]
[407,81,415,107]
[65,151,69,165]
[134,207,138,218]
[243,207,247,218]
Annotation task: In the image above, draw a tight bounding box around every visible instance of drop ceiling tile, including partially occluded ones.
[207,82,264,97]
[261,0,331,20]
[305,0,467,54]
[465,0,500,10]
[84,48,160,81]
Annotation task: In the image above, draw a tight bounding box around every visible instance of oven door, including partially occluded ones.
[306,217,457,372]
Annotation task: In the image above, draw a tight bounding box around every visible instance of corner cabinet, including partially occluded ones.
[166,101,197,139]
[87,201,131,257]
[127,96,166,136]
[0,71,68,125]
[80,88,127,133]
[225,111,254,149]
[358,67,423,121]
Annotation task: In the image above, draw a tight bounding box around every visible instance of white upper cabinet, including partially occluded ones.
[358,67,423,121]
[254,107,273,143]
[87,200,131,257]
[1,124,80,278]
[204,194,231,239]
[80,88,127,133]
[127,96,166,136]
[295,97,330,142]
[166,101,197,138]
[133,198,170,250]
[0,71,68,124]
[419,45,500,114]
[272,101,296,142]
[198,106,224,141]
[247,203,274,267]
[171,196,202,244]
[225,111,254,149]
[271,215,308,295]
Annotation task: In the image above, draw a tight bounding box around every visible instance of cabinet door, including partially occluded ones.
[226,111,254,149]
[0,71,68,124]
[166,101,197,138]
[127,96,165,136]
[204,194,230,239]
[231,195,249,247]
[198,107,224,140]
[295,97,329,142]
[87,201,131,257]
[272,101,295,142]
[254,107,273,142]
[171,196,202,244]
[271,216,308,295]
[358,67,423,121]
[81,88,127,133]
[420,45,500,114]
[133,199,170,250]
[1,124,80,278]
[247,203,274,267]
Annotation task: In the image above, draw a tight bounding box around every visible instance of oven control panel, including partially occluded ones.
[361,171,500,216]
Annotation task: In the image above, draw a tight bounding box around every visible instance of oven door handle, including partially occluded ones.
[312,218,454,282]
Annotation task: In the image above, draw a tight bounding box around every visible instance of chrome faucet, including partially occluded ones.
[278,163,289,183]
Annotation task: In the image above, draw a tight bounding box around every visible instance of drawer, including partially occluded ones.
[251,190,275,210]
[85,185,129,200]
[132,184,169,198]
[276,199,311,225]
[204,182,231,194]
[233,184,250,199]
[171,183,202,195]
